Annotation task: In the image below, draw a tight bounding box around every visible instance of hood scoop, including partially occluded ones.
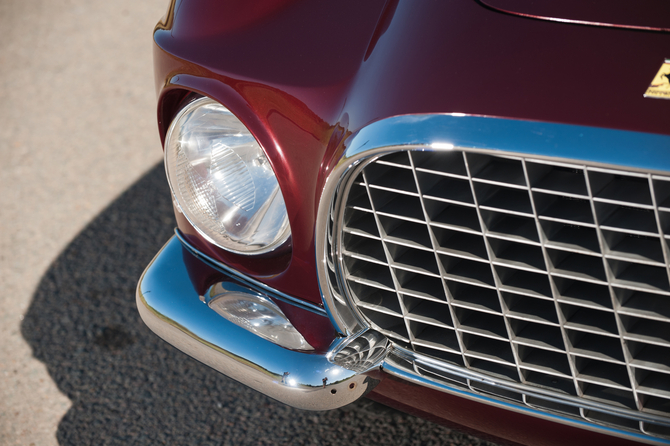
[480,0,670,32]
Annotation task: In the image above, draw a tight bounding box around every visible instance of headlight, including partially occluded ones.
[165,97,290,254]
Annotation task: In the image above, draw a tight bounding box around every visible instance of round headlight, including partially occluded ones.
[165,97,290,254]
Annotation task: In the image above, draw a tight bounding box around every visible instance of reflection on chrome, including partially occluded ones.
[330,330,389,373]
[205,282,313,351]
[136,236,385,410]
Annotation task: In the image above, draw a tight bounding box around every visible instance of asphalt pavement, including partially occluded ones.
[0,0,498,444]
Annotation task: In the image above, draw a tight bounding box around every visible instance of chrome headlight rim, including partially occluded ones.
[164,96,291,256]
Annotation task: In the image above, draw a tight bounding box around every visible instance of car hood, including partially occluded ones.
[155,0,670,137]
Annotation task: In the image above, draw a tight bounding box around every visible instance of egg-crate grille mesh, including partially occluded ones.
[327,149,670,439]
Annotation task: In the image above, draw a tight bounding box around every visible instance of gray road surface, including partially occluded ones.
[0,0,499,444]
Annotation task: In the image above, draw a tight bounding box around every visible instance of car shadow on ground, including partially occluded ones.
[21,164,495,446]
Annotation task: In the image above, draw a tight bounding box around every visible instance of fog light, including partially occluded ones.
[164,97,290,254]
[205,282,313,351]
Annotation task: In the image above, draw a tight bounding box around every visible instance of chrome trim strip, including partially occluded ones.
[387,346,670,427]
[175,229,327,316]
[137,235,379,410]
[382,349,669,445]
[344,114,670,175]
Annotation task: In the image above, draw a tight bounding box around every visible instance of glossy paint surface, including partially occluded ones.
[151,1,670,442]
[480,0,670,32]
[154,0,670,306]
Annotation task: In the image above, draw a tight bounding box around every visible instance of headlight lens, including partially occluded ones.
[165,97,290,254]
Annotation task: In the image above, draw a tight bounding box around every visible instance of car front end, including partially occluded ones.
[138,1,670,444]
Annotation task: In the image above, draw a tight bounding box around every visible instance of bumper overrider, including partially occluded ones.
[136,231,388,411]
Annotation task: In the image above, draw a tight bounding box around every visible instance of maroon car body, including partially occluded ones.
[138,1,670,445]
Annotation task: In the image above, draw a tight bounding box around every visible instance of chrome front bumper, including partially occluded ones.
[136,234,670,444]
[136,234,386,410]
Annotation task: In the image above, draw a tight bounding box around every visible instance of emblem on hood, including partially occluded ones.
[644,59,670,99]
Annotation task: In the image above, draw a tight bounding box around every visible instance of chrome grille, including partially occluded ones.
[329,148,670,439]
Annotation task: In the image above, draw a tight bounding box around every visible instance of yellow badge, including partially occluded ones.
[644,59,670,99]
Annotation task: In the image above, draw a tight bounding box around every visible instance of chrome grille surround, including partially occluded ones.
[316,114,670,443]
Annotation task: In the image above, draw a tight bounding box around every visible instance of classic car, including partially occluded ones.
[136,0,670,444]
